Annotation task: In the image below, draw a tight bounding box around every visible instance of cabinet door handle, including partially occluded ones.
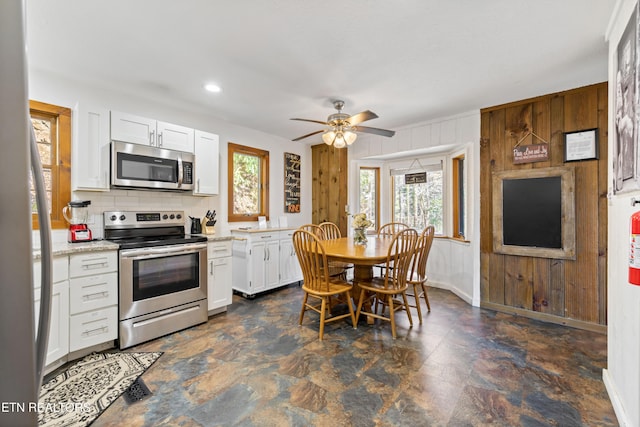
[158,131,163,147]
[210,260,213,275]
[150,130,155,146]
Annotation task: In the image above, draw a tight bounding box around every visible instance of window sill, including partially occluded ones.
[434,235,471,244]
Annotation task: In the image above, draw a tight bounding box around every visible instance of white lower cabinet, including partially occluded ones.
[207,240,233,314]
[279,229,303,285]
[33,250,118,369]
[34,281,69,366]
[68,251,118,352]
[34,256,69,367]
[231,229,302,298]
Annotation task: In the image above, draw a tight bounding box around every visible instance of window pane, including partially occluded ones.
[393,170,443,234]
[359,168,377,230]
[458,158,465,237]
[233,152,260,214]
[30,169,52,214]
[31,117,52,165]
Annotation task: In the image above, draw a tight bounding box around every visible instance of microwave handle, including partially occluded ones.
[177,156,184,188]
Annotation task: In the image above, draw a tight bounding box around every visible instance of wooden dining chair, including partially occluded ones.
[375,222,409,274]
[355,228,418,338]
[377,222,409,236]
[318,221,341,239]
[406,226,435,323]
[292,230,357,340]
[299,223,325,239]
[318,222,353,278]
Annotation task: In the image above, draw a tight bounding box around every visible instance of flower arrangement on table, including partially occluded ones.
[351,213,373,245]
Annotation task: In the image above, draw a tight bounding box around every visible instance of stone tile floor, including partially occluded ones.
[93,285,618,426]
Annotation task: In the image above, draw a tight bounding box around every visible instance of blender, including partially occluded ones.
[62,200,93,243]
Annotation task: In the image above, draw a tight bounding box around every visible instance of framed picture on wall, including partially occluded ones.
[613,4,639,194]
[564,129,598,162]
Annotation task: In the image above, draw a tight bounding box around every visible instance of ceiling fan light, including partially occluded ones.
[322,130,336,145]
[333,133,347,148]
[344,131,357,145]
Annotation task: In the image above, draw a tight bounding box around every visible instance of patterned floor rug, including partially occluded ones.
[38,352,162,427]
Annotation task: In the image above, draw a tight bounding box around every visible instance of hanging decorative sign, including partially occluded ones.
[405,172,427,184]
[512,130,550,164]
[284,152,301,213]
[513,143,549,164]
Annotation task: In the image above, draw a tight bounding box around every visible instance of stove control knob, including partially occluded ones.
[176,214,182,219]
[109,215,116,221]
[162,214,169,220]
[120,214,126,221]
[169,214,175,219]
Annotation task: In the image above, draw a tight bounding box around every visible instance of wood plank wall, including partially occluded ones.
[480,83,608,330]
[311,144,348,236]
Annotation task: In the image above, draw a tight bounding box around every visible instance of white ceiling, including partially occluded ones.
[26,0,616,144]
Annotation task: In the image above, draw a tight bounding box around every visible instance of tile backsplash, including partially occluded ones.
[33,188,220,248]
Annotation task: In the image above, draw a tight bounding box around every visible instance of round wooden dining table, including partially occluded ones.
[320,235,394,282]
[319,236,395,323]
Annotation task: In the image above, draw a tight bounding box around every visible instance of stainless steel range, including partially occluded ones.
[104,210,208,349]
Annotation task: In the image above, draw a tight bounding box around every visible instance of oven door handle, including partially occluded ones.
[120,243,207,259]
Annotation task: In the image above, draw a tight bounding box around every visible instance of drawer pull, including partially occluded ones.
[82,291,109,301]
[82,325,108,337]
[213,247,228,252]
[81,260,109,270]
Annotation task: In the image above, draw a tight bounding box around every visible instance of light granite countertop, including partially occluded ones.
[230,227,295,234]
[34,240,120,259]
[195,234,233,242]
[35,234,233,259]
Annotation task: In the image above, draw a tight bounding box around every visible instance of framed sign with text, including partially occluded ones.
[284,152,301,213]
[564,128,598,162]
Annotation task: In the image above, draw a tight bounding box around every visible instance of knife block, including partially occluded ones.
[202,217,216,235]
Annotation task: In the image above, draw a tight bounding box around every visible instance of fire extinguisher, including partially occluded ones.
[630,210,640,285]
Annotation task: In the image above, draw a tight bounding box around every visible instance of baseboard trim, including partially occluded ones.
[481,302,607,334]
[603,368,627,426]
[427,280,474,306]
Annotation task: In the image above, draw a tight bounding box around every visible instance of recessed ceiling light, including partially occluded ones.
[204,83,221,93]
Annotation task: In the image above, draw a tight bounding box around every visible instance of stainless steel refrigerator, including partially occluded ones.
[0,0,53,425]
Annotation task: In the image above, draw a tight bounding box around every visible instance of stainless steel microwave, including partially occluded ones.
[111,141,194,191]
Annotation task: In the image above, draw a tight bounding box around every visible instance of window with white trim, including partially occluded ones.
[391,161,443,234]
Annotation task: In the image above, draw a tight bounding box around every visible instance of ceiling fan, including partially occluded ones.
[290,100,396,148]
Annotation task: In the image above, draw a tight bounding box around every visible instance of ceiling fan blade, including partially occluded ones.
[354,126,396,137]
[347,110,378,126]
[290,118,329,125]
[292,129,324,141]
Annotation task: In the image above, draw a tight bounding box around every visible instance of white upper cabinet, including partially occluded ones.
[110,110,156,146]
[193,130,219,195]
[111,110,194,152]
[156,121,195,152]
[73,103,110,191]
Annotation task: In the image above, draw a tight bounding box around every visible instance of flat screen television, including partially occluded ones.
[492,166,575,259]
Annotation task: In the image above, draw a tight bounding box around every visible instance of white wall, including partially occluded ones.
[349,111,481,306]
[28,70,312,243]
[604,1,640,425]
